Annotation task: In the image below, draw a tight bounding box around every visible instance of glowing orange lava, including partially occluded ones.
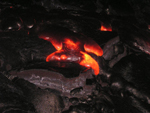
[100,25,112,31]
[80,51,99,75]
[39,35,103,75]
[84,43,103,56]
[60,54,67,60]
[39,36,62,50]
[64,38,80,50]
[46,50,63,62]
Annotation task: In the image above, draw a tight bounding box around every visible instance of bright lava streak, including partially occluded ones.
[80,51,99,75]
[84,43,103,56]
[40,36,62,51]
[46,50,64,62]
[63,38,80,50]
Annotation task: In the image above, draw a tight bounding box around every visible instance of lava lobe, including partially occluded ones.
[38,29,103,75]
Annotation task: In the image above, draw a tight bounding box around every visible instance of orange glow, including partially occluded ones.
[60,54,67,60]
[64,38,76,47]
[46,51,57,62]
[46,50,64,62]
[39,36,62,51]
[10,6,13,8]
[84,43,103,56]
[64,38,80,50]
[80,51,99,75]
[50,39,62,50]
[100,25,112,31]
[39,35,102,75]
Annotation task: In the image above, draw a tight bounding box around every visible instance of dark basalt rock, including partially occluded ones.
[12,77,65,113]
[109,54,150,113]
[69,97,79,105]
[0,31,55,71]
[0,73,36,112]
[118,24,150,54]
[70,87,83,96]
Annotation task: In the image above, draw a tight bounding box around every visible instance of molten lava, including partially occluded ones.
[39,35,103,75]
[63,38,80,50]
[84,43,103,56]
[100,23,112,31]
[80,51,99,75]
[60,54,67,60]
[46,50,64,62]
[41,37,62,51]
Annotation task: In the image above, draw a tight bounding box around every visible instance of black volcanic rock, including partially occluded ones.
[0,73,36,112]
[12,77,64,113]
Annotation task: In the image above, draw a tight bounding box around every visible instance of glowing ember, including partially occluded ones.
[39,34,103,75]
